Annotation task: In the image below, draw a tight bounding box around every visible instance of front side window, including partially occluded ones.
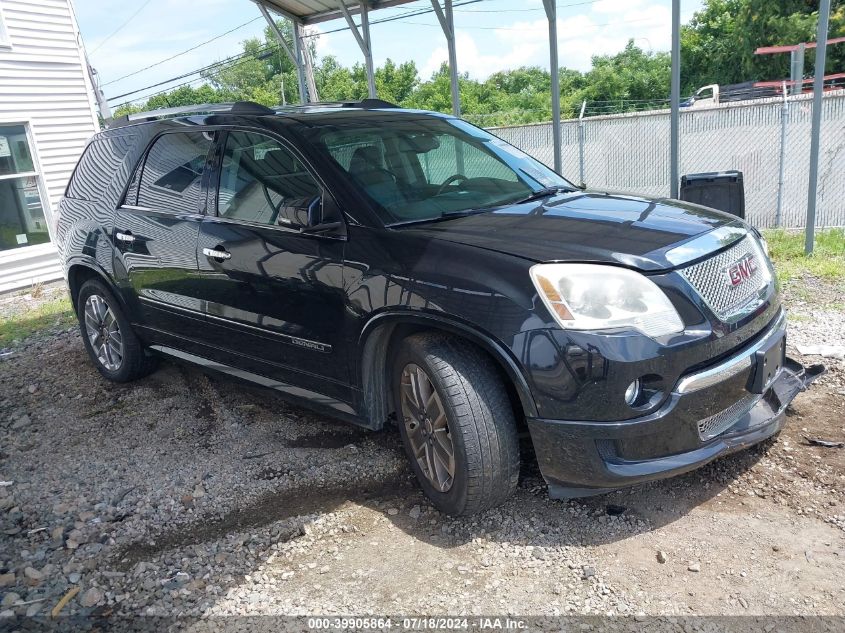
[217,131,320,228]
[312,117,573,225]
[0,124,49,251]
[138,132,211,214]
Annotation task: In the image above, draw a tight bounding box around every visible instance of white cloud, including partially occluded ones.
[421,30,543,80]
[309,25,335,60]
[592,0,645,14]
[441,2,677,78]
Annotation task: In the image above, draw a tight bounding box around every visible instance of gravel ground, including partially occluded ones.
[0,281,844,621]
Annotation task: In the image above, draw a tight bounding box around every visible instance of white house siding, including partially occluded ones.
[0,0,99,293]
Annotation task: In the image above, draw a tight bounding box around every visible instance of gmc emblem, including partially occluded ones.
[726,254,757,287]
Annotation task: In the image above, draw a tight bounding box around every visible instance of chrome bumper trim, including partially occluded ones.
[674,312,786,395]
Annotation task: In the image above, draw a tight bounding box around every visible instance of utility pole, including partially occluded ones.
[805,0,832,255]
[85,57,111,123]
[302,27,320,103]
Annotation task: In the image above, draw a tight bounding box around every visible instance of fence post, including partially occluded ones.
[578,100,587,187]
[775,81,789,227]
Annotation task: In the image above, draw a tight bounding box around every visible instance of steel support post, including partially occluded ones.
[578,99,587,186]
[430,0,460,117]
[257,3,307,104]
[669,0,681,198]
[543,0,562,174]
[339,1,377,98]
[806,0,832,254]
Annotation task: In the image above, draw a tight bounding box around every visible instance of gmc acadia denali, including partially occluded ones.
[55,100,822,515]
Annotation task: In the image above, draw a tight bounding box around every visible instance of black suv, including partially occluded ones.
[56,100,821,515]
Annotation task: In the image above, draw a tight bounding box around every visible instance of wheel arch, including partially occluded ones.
[357,311,538,430]
[66,260,118,312]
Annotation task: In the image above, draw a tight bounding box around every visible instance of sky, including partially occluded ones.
[73,0,703,110]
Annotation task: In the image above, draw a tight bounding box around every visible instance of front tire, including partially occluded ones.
[76,278,156,382]
[393,334,520,516]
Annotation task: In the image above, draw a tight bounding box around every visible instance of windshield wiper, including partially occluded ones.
[388,208,491,228]
[510,186,570,205]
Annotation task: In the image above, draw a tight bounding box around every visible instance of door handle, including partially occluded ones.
[115,231,135,243]
[203,247,231,261]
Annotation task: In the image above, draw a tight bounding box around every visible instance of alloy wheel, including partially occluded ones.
[400,363,455,492]
[84,294,123,371]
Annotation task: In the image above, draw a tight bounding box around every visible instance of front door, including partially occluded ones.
[112,130,213,350]
[193,130,350,406]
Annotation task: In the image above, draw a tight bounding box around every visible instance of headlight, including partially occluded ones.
[530,263,684,338]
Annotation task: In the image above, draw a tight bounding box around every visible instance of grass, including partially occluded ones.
[0,295,76,348]
[763,228,845,286]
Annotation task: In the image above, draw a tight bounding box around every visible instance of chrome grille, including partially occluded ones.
[679,236,773,322]
[698,394,760,440]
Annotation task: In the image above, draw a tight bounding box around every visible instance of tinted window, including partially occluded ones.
[314,118,572,224]
[66,134,137,203]
[138,132,211,214]
[123,154,143,206]
[419,134,518,185]
[218,131,320,227]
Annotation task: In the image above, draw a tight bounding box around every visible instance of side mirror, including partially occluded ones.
[306,195,322,227]
[276,195,318,230]
[301,192,346,237]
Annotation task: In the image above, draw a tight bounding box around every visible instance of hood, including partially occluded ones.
[400,191,742,272]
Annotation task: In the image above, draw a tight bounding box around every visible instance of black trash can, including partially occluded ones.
[679,171,745,219]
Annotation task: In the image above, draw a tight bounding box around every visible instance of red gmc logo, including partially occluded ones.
[726,254,757,287]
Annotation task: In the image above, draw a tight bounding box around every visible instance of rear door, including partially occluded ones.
[191,129,350,406]
[112,130,214,348]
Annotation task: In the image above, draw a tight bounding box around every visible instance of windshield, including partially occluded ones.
[307,116,575,226]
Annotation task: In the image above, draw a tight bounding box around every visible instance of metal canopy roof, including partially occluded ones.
[255,0,416,25]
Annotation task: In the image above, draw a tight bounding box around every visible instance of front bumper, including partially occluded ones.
[527,316,825,498]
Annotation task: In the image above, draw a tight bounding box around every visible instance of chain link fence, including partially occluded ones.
[488,90,845,229]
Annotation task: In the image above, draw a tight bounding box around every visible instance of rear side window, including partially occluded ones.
[66,134,136,202]
[138,132,212,214]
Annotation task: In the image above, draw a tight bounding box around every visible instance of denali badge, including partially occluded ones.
[725,254,757,287]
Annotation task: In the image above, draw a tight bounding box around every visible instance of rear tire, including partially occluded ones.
[393,333,520,516]
[77,278,157,382]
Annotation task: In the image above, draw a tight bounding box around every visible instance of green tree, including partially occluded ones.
[681,0,845,94]
[575,40,671,111]
[315,55,359,101]
[203,21,309,106]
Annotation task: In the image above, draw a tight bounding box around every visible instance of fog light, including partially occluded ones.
[624,379,641,406]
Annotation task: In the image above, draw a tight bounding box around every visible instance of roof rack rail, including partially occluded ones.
[275,99,400,111]
[351,98,399,109]
[107,101,274,129]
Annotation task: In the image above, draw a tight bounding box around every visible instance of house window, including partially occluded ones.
[0,125,49,252]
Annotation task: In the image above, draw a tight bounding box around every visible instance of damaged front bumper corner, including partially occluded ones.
[527,356,826,500]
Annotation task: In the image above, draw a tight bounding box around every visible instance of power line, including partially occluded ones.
[101,17,264,87]
[111,44,287,108]
[107,0,654,106]
[402,14,656,30]
[107,0,485,102]
[108,43,278,102]
[89,0,155,55]
[455,0,601,12]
